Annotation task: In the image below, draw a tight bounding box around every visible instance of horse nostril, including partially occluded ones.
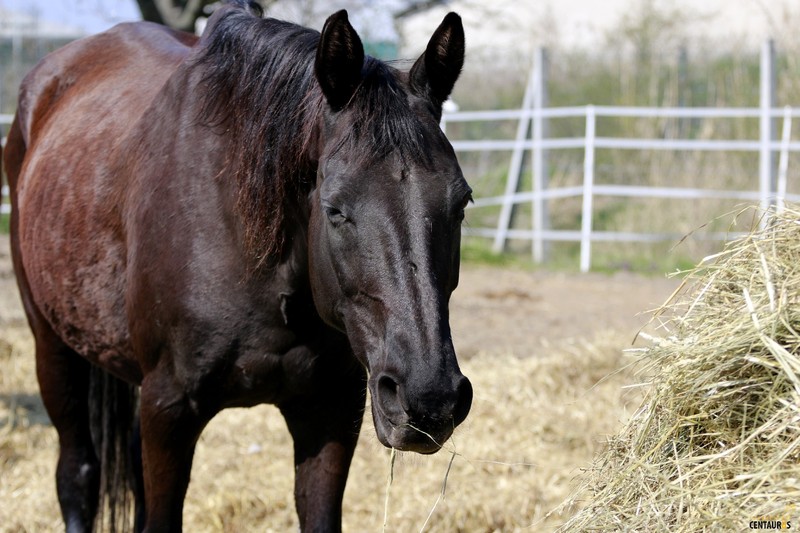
[377,374,397,400]
[453,376,473,427]
[377,373,410,414]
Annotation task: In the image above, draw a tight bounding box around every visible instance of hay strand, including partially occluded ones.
[560,205,800,531]
[418,445,457,532]
[383,447,396,533]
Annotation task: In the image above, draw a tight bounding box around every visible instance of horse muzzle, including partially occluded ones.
[370,371,473,454]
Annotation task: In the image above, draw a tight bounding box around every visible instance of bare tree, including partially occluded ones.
[136,0,277,31]
[135,0,210,31]
[135,0,446,32]
[394,0,449,19]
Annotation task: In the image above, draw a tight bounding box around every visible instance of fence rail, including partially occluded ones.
[1,114,12,219]
[443,103,800,271]
[440,41,800,271]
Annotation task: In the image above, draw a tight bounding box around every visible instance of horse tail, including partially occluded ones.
[3,114,23,193]
[88,364,141,532]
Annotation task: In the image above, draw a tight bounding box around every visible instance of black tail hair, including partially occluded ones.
[89,365,141,532]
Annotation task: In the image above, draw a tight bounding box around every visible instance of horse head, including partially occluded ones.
[308,11,472,454]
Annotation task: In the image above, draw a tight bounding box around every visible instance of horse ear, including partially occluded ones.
[315,10,365,111]
[409,12,464,113]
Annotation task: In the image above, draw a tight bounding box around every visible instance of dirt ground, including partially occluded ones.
[449,266,678,358]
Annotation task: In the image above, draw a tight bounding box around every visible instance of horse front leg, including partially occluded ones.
[280,362,367,532]
[138,370,208,533]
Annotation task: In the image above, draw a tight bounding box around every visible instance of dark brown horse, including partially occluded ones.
[3,1,472,531]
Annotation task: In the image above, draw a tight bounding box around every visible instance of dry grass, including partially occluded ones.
[560,206,800,531]
[0,323,645,531]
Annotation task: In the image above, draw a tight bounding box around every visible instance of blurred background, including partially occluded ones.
[3,0,800,271]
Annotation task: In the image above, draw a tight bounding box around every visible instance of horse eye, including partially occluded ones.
[457,193,473,220]
[324,204,348,225]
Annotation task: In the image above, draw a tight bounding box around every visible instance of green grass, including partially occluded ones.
[0,212,8,234]
[460,235,698,276]
[588,248,697,275]
[460,238,533,269]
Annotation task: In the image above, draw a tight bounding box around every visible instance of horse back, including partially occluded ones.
[10,23,198,382]
[15,22,197,148]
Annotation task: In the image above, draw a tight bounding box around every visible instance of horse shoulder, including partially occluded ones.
[17,22,197,148]
[12,23,199,383]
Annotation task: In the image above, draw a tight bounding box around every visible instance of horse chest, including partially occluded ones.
[176,289,338,409]
[222,339,324,408]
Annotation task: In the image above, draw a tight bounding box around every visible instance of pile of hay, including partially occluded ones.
[560,206,800,531]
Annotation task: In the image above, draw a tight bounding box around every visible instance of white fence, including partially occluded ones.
[442,104,800,272]
[1,112,12,221]
[440,41,799,272]
[1,112,13,221]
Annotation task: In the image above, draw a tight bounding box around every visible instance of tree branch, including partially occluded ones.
[154,0,207,31]
[136,0,217,31]
[394,0,449,19]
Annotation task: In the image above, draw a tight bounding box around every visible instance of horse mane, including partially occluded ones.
[194,4,434,266]
[194,7,321,266]
[331,57,434,167]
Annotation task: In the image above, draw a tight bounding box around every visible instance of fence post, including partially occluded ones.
[759,39,776,220]
[777,106,792,215]
[492,64,534,253]
[532,47,549,263]
[440,99,459,134]
[580,105,596,273]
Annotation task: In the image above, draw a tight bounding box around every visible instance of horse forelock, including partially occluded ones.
[331,57,436,168]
